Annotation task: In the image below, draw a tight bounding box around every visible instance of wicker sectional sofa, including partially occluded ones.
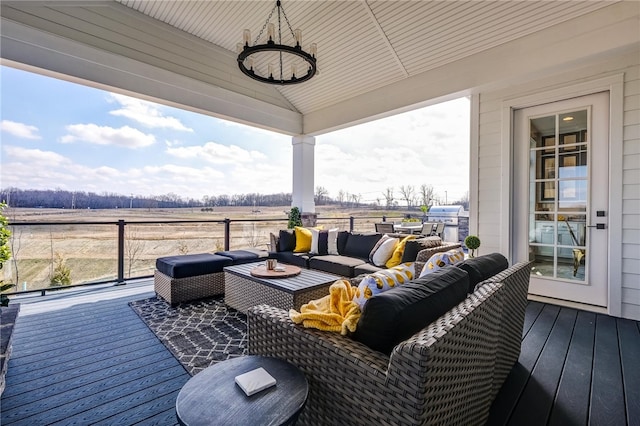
[247,258,532,426]
[269,229,461,278]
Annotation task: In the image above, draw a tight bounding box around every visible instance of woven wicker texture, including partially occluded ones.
[154,270,225,306]
[248,280,507,426]
[225,273,332,314]
[414,242,462,276]
[482,261,533,398]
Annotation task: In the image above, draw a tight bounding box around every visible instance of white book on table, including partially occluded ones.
[235,367,277,396]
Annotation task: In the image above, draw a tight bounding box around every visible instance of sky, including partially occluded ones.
[0,65,470,204]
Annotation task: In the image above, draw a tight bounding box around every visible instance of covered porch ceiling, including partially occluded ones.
[1,1,638,136]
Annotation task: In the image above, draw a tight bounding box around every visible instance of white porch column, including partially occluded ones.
[291,136,316,215]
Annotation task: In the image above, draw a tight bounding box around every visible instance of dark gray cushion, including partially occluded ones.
[342,233,382,260]
[352,267,469,355]
[278,229,296,252]
[336,231,350,255]
[271,251,310,268]
[353,263,383,276]
[455,253,509,293]
[156,253,232,279]
[215,249,268,264]
[401,237,442,263]
[308,255,367,277]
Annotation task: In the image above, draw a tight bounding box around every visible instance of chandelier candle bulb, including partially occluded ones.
[268,23,275,41]
[310,43,317,57]
[237,0,317,85]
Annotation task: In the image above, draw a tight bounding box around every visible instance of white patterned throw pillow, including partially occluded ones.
[353,263,415,309]
[418,248,465,278]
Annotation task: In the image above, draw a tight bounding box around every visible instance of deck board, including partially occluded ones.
[589,315,626,426]
[547,310,596,426]
[1,281,189,426]
[618,318,640,425]
[1,280,638,425]
[509,307,577,425]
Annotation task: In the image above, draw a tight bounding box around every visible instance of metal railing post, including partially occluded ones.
[349,216,355,232]
[116,220,126,285]
[224,218,231,251]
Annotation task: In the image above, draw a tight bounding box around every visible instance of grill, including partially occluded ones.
[427,205,465,243]
[427,205,464,225]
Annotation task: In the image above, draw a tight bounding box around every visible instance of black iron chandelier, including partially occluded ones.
[237,0,317,85]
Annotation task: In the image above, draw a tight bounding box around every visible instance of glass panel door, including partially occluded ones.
[528,109,588,281]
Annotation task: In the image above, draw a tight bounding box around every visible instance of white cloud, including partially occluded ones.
[167,141,267,165]
[109,93,193,132]
[60,124,156,148]
[315,97,470,203]
[3,145,71,166]
[0,120,41,140]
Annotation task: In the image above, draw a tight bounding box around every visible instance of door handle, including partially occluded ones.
[587,224,606,229]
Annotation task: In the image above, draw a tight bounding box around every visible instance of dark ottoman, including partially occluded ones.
[154,253,233,305]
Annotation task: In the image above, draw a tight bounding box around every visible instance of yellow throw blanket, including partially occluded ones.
[289,279,361,335]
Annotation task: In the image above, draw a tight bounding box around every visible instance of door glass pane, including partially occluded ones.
[528,109,588,281]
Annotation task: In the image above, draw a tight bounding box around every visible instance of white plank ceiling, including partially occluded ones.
[1,0,629,134]
[116,0,612,115]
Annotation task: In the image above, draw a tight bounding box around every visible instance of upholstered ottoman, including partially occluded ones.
[215,249,269,265]
[154,253,233,306]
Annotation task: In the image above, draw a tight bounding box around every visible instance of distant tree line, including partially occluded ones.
[0,188,293,209]
[0,185,468,210]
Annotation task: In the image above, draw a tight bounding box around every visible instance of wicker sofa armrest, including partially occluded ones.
[384,281,504,425]
[414,242,462,276]
[248,280,505,425]
[248,304,391,425]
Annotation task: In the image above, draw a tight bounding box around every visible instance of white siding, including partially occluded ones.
[476,50,640,320]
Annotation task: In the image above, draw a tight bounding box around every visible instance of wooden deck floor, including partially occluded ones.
[1,282,638,425]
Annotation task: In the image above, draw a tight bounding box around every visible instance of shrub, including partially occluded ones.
[0,202,12,306]
[50,253,71,286]
[287,207,302,229]
[464,235,481,258]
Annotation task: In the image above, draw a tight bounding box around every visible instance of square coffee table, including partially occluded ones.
[224,262,340,313]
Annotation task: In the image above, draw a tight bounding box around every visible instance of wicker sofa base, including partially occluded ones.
[154,270,225,306]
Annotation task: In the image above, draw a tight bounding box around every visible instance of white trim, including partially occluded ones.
[608,76,625,318]
[500,99,513,261]
[501,73,625,317]
[0,18,303,135]
[527,295,608,315]
[469,94,480,239]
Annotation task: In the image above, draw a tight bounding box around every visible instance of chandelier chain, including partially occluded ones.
[279,4,297,41]
[237,0,316,85]
[278,6,283,80]
[253,3,277,45]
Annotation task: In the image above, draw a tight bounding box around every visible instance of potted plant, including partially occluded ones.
[464,235,481,258]
[420,205,429,222]
[287,207,302,229]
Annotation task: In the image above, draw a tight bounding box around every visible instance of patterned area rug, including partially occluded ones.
[129,296,247,376]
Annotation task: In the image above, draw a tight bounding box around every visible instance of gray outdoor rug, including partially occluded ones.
[129,296,247,376]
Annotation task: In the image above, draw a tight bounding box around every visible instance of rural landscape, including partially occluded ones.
[2,205,413,293]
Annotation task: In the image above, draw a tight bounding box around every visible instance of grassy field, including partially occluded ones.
[2,205,406,292]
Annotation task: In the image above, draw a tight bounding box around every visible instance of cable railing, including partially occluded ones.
[3,215,406,297]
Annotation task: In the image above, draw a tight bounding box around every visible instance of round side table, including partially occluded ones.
[176,356,308,426]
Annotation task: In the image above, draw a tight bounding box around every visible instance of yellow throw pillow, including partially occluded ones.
[294,226,314,252]
[385,235,417,268]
